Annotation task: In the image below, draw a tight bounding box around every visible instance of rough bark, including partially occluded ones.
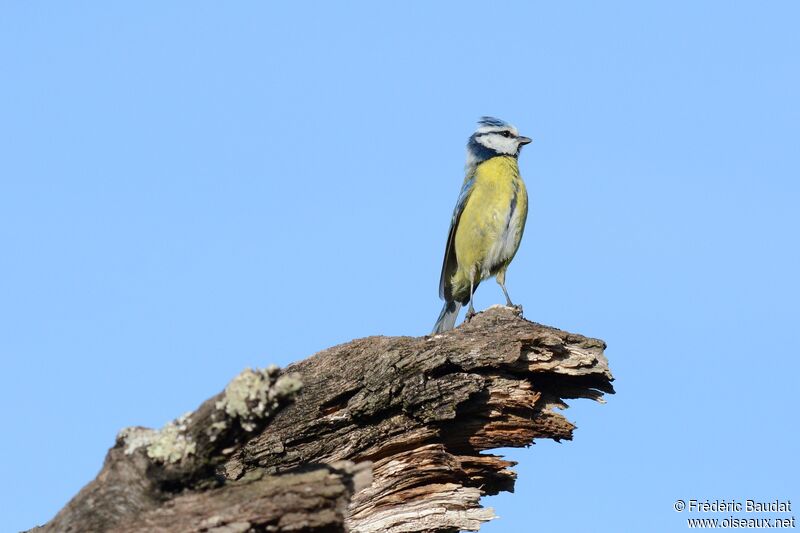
[31,306,614,533]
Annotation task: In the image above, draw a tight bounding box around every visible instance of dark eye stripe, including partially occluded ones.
[478,130,515,138]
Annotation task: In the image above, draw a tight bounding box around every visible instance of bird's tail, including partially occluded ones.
[432,300,462,334]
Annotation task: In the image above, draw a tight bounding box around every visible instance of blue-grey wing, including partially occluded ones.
[438,176,475,300]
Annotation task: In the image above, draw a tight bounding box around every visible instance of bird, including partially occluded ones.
[432,117,532,333]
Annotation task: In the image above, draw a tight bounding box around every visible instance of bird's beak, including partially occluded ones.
[518,136,532,145]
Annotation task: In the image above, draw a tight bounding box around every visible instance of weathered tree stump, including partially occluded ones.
[31,306,614,532]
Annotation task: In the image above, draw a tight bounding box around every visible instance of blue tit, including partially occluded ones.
[432,117,532,333]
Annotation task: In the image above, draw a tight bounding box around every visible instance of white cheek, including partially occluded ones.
[479,136,518,155]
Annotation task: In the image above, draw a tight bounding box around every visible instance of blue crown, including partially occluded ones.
[477,116,509,128]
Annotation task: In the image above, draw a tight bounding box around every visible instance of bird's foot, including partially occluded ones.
[507,304,523,316]
[465,307,476,322]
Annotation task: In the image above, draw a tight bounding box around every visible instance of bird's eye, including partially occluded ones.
[501,131,512,138]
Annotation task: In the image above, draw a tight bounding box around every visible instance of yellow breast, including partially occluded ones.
[453,156,528,285]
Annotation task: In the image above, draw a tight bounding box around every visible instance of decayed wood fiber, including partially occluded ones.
[32,306,613,533]
[226,306,614,532]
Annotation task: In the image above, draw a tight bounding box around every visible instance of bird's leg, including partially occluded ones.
[465,277,476,321]
[496,269,523,315]
[500,282,514,307]
[496,269,513,306]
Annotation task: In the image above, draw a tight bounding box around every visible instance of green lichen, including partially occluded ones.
[120,366,302,463]
[207,420,229,442]
[215,366,302,432]
[119,412,196,464]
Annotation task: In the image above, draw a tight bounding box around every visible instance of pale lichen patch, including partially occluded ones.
[207,420,229,442]
[119,367,301,466]
[215,366,302,432]
[119,426,158,456]
[145,418,197,463]
[119,412,196,464]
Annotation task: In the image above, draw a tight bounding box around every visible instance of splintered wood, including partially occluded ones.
[227,306,614,532]
[34,306,613,533]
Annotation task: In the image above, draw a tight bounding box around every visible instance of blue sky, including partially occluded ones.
[1,2,798,531]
